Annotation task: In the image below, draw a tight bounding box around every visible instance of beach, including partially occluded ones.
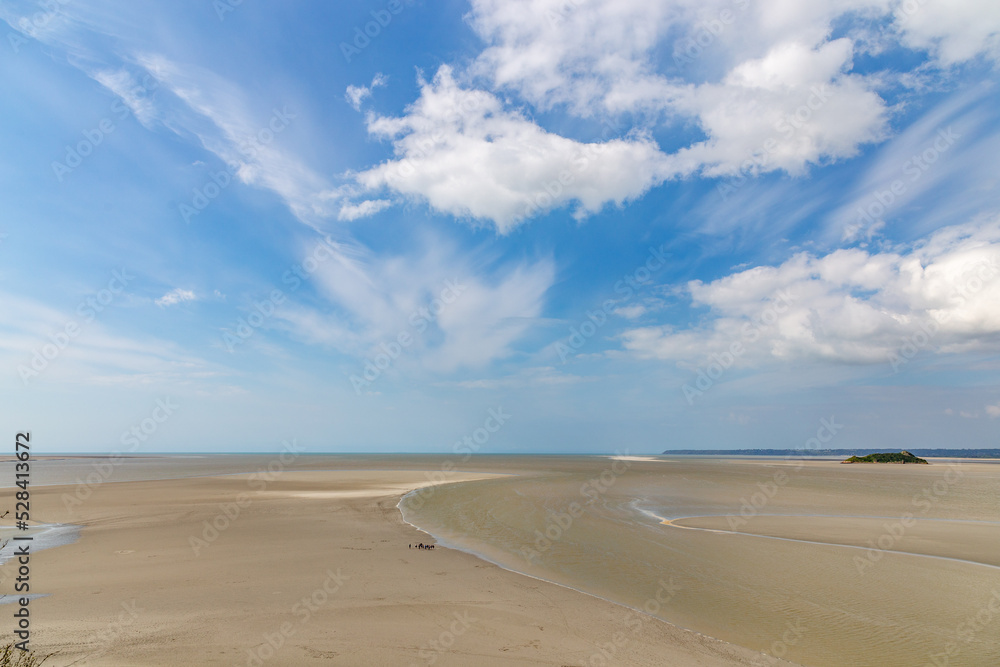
[399,456,1000,666]
[1,456,789,666]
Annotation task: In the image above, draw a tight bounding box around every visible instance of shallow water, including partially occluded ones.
[0,523,81,605]
[0,523,81,562]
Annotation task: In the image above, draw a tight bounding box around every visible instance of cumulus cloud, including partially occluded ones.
[345,72,388,111]
[894,0,1000,66]
[348,0,996,227]
[155,288,197,307]
[469,0,894,179]
[458,0,997,190]
[470,0,1000,115]
[986,403,1000,418]
[621,218,1000,365]
[354,66,676,232]
[469,0,679,115]
[673,39,890,177]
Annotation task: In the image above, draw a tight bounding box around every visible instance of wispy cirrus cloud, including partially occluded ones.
[825,87,1000,244]
[134,52,348,229]
[1,1,358,230]
[274,234,556,373]
[155,288,196,307]
[453,366,585,390]
[0,291,222,388]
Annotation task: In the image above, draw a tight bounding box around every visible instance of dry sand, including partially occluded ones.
[4,468,784,666]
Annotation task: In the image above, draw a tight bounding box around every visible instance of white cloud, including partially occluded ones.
[0,3,358,232]
[470,0,881,124]
[338,199,391,221]
[0,0,80,51]
[454,366,583,389]
[614,304,648,319]
[155,288,197,307]
[986,403,1000,418]
[673,39,890,178]
[894,0,1000,66]
[345,85,369,112]
[346,1,904,226]
[91,68,159,128]
[17,0,1000,236]
[276,234,556,372]
[345,72,388,111]
[829,85,1000,244]
[458,0,999,192]
[0,291,219,388]
[426,262,555,370]
[621,217,1000,365]
[469,0,1000,116]
[469,0,678,115]
[128,53,344,230]
[354,66,676,232]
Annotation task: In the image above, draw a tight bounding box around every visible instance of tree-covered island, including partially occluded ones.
[841,451,929,464]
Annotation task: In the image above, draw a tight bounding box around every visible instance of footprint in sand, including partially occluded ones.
[116,550,135,555]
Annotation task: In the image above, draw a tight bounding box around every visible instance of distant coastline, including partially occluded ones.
[661,448,1000,458]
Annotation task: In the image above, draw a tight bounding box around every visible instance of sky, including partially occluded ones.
[2,0,999,454]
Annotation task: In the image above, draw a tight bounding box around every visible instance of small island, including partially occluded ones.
[841,450,929,464]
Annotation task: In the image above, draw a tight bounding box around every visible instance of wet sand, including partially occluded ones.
[672,515,1000,569]
[1,460,784,666]
[401,457,1000,666]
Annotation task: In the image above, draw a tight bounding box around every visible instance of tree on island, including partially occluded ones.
[841,450,929,464]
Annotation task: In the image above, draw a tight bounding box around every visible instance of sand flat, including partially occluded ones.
[673,515,1000,568]
[11,467,782,666]
[10,455,999,666]
[401,457,1000,666]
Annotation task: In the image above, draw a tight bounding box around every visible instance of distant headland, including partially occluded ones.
[841,451,928,464]
[660,448,1000,459]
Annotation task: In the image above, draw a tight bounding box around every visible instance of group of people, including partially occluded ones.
[409,543,435,550]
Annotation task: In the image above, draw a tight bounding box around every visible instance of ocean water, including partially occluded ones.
[400,457,1000,667]
[0,453,507,488]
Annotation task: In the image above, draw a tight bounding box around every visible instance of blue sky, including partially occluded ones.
[2,0,999,453]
